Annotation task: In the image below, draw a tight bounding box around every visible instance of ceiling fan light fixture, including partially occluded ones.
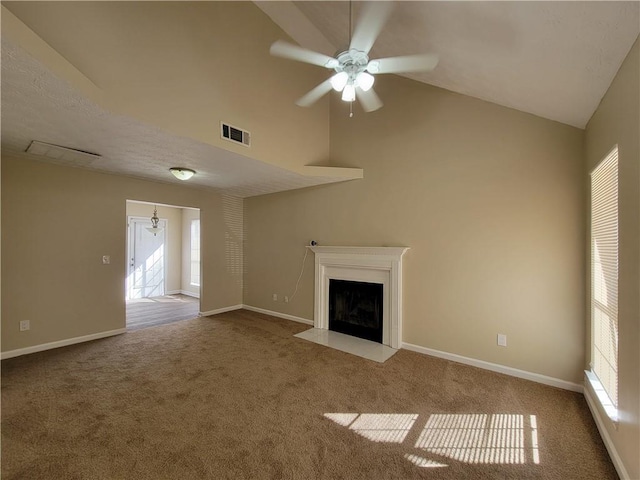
[356,72,375,91]
[331,72,349,91]
[366,61,380,74]
[269,2,438,112]
[170,167,196,181]
[341,84,356,102]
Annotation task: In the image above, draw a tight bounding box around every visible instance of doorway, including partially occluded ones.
[125,201,201,330]
[127,216,167,299]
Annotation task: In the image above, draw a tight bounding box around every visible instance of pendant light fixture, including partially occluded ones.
[170,167,196,181]
[145,206,164,236]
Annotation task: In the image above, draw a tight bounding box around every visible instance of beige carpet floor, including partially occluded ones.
[1,309,617,479]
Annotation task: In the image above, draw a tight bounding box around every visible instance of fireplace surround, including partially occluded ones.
[309,246,409,349]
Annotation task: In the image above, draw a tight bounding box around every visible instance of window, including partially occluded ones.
[190,219,200,287]
[589,146,618,412]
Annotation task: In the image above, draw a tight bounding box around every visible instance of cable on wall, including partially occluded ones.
[289,243,314,302]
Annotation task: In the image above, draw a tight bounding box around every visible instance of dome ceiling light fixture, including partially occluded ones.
[170,167,196,181]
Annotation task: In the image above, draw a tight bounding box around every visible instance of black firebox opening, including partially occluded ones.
[329,279,383,343]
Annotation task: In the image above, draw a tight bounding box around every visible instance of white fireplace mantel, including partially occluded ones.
[308,246,409,349]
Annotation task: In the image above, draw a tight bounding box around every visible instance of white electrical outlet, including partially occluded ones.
[20,320,30,331]
[272,293,278,301]
[102,255,111,265]
[497,334,507,347]
[284,296,289,303]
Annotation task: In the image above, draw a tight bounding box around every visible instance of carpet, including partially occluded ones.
[1,309,617,479]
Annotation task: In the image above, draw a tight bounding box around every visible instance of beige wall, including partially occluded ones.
[585,38,639,480]
[1,155,243,353]
[182,208,201,297]
[126,201,182,294]
[2,2,330,172]
[244,72,585,384]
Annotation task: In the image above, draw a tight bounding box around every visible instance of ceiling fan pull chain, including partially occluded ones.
[350,101,353,118]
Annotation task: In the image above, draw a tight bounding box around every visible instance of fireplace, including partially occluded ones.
[309,246,409,349]
[329,279,384,343]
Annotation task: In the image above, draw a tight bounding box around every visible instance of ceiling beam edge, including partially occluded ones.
[253,0,336,55]
[1,5,104,106]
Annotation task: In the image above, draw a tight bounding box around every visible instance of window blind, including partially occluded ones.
[190,219,201,287]
[590,147,618,407]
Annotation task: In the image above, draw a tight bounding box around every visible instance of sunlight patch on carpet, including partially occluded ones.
[404,454,448,468]
[415,413,540,465]
[324,413,418,443]
[325,412,541,467]
[324,413,359,427]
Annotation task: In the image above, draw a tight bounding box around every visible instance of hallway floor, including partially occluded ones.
[126,294,199,330]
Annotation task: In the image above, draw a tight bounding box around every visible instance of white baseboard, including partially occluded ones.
[199,304,243,317]
[200,304,313,326]
[179,290,200,298]
[584,375,629,480]
[242,305,314,325]
[1,328,127,360]
[166,290,200,298]
[401,342,583,393]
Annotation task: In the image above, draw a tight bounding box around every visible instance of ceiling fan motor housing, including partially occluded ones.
[333,49,370,80]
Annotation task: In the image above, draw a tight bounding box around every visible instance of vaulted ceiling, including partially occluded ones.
[265,1,640,128]
[2,1,638,196]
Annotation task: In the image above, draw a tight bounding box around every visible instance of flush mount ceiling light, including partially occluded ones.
[170,167,196,181]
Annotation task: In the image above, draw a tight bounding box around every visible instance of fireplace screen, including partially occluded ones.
[329,279,383,343]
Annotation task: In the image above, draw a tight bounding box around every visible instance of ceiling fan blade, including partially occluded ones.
[356,86,383,112]
[368,54,439,74]
[270,40,338,68]
[296,78,334,107]
[349,1,394,54]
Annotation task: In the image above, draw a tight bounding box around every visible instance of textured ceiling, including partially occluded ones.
[1,40,357,198]
[289,1,640,128]
[2,2,638,196]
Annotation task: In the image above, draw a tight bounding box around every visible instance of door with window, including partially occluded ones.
[127,217,167,299]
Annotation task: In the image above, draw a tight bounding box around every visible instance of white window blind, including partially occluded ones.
[190,219,201,287]
[590,147,618,407]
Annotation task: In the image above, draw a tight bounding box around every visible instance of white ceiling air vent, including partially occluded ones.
[26,140,101,162]
[221,122,250,147]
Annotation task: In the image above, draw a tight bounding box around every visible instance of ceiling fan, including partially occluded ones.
[270,1,439,113]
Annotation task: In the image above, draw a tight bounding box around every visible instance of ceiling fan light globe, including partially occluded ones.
[342,84,356,102]
[356,72,375,92]
[330,72,349,92]
[366,61,380,74]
